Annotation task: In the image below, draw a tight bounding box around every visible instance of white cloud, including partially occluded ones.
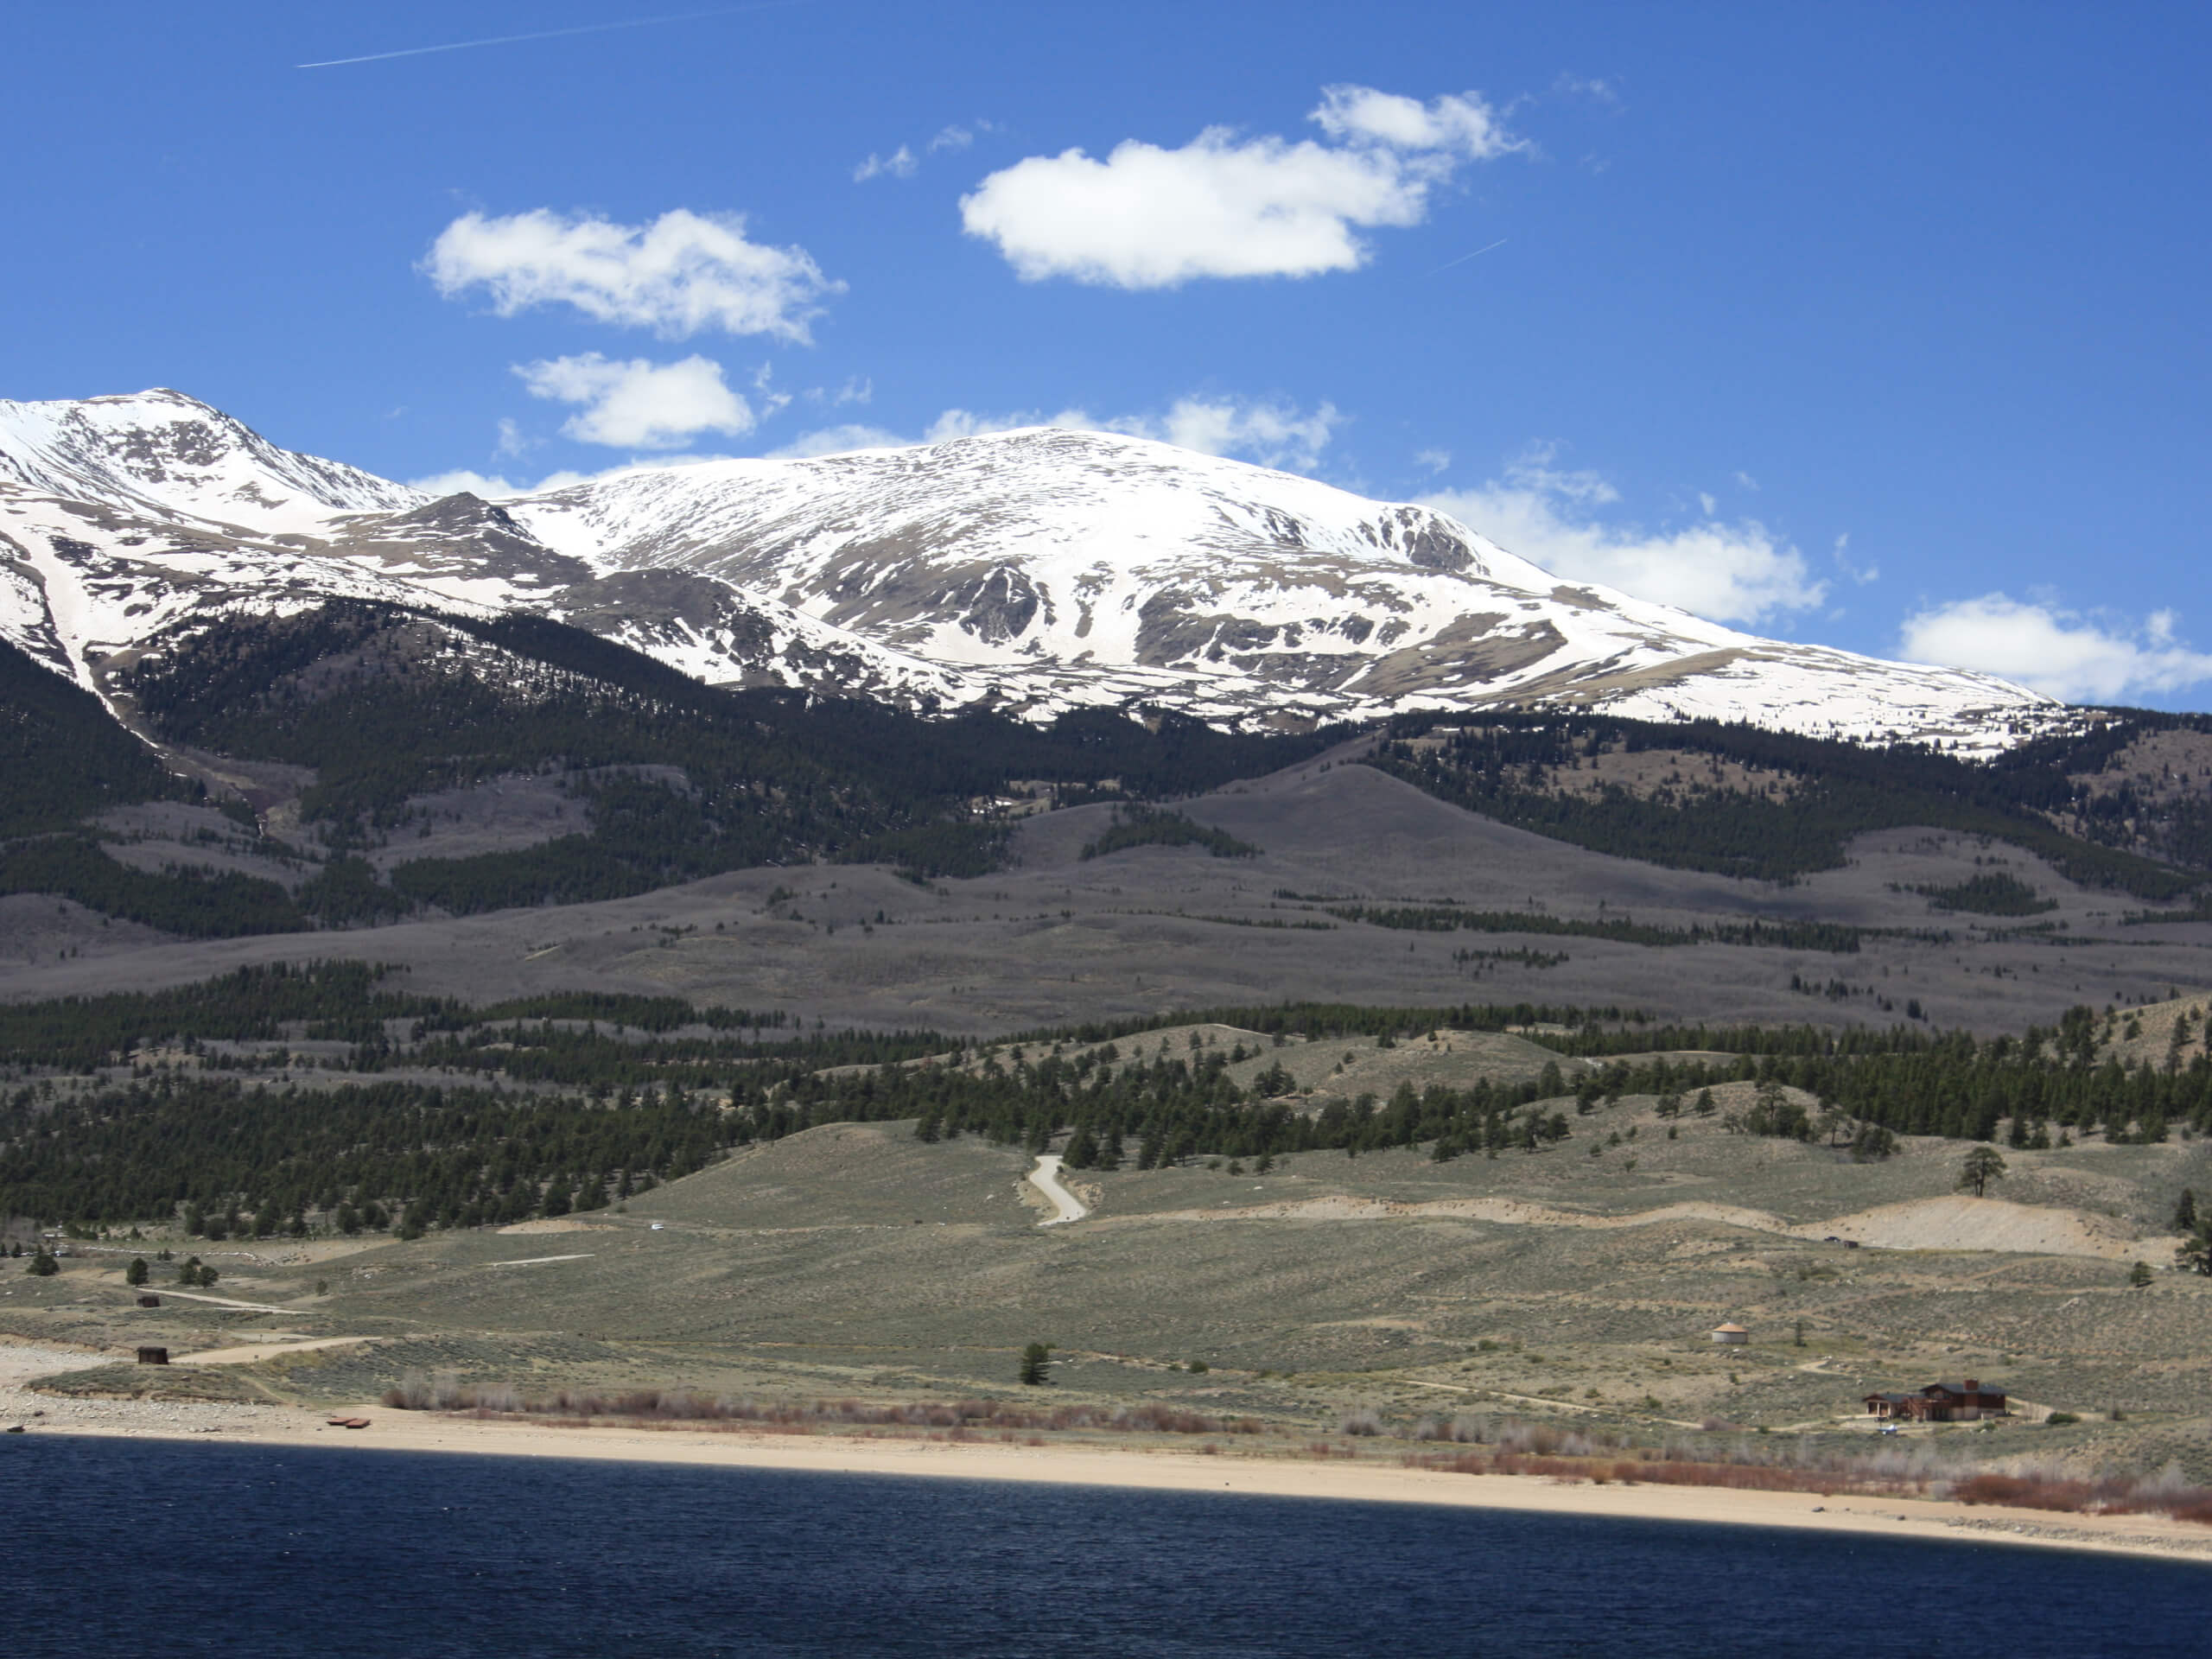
[1308,85,1526,159]
[409,453,740,499]
[854,146,918,182]
[408,467,534,499]
[493,417,534,460]
[1115,397,1344,472]
[960,85,1524,288]
[772,394,1344,471]
[929,124,978,152]
[1414,448,1452,476]
[919,407,1087,443]
[765,423,912,459]
[1697,491,1717,518]
[424,208,840,342]
[1421,450,1825,625]
[1898,595,2212,703]
[515,353,754,449]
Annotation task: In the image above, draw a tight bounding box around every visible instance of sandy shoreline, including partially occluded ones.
[6,1349,2207,1566]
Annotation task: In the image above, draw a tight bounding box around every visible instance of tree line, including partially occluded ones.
[1371,712,2204,900]
[7,964,2208,1232]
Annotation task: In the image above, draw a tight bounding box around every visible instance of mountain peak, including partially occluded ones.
[0,387,423,531]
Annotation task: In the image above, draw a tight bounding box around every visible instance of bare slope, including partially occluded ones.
[5,760,2207,1031]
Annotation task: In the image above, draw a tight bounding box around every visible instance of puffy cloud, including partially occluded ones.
[1414,448,1452,475]
[424,208,840,342]
[960,86,1523,288]
[853,146,918,182]
[1422,452,1825,626]
[515,353,754,449]
[1898,596,2212,703]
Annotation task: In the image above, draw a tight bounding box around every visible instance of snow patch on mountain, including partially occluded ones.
[0,389,2070,755]
[0,389,423,533]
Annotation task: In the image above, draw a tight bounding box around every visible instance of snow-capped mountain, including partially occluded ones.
[0,389,2066,752]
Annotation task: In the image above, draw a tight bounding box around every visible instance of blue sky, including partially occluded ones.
[9,2,2209,705]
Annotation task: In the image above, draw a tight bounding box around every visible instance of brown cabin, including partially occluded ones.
[137,1294,162,1308]
[136,1347,169,1366]
[1865,1378,2007,1421]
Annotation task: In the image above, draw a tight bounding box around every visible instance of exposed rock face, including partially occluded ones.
[0,389,2066,752]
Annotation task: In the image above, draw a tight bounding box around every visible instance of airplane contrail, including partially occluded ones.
[1428,238,1509,276]
[296,3,802,69]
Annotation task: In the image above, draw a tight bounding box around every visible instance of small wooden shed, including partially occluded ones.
[1709,1323,1751,1345]
[137,1294,162,1308]
[136,1346,169,1365]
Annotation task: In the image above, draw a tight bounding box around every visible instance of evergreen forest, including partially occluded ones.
[6,964,2208,1237]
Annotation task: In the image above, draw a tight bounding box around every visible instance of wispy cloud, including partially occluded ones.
[853,146,918,182]
[856,119,995,182]
[299,4,800,69]
[961,86,1526,288]
[1833,532,1878,587]
[1550,73,1621,106]
[772,393,1344,471]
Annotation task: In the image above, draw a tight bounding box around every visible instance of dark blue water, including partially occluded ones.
[3,1437,2204,1656]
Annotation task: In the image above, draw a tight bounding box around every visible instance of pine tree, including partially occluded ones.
[1018,1342,1052,1386]
[1955,1144,2008,1198]
[2175,1188,2198,1233]
[125,1256,149,1287]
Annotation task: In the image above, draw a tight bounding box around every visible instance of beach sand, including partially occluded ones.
[5,1341,2207,1563]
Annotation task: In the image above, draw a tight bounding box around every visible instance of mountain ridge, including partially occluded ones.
[0,388,2068,753]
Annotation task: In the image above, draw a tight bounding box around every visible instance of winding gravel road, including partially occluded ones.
[1027,1154,1089,1226]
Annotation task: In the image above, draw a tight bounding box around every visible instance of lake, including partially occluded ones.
[3,1436,2203,1656]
